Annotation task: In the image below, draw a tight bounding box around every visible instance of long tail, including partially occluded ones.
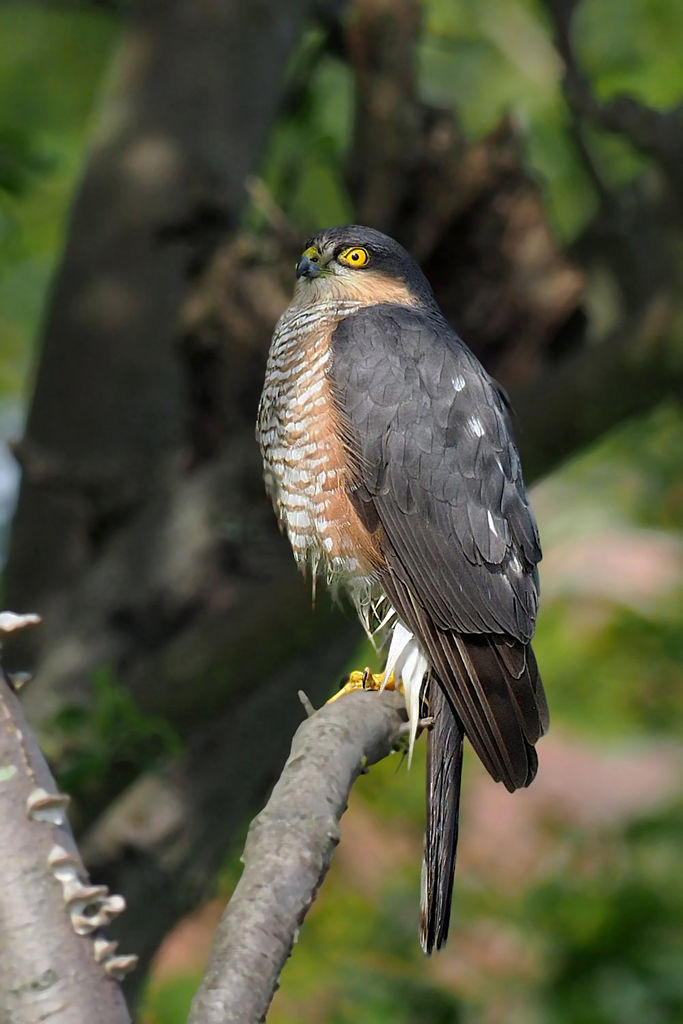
[419,678,464,954]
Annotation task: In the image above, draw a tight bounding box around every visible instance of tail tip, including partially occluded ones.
[419,855,451,955]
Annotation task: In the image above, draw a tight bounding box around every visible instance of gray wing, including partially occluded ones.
[329,303,548,788]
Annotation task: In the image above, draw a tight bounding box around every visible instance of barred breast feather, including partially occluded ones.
[257,300,384,596]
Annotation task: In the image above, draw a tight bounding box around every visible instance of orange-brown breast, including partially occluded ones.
[257,299,385,582]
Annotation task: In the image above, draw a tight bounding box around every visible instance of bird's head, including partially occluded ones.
[291,225,437,310]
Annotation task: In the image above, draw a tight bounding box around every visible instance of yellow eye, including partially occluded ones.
[339,246,370,268]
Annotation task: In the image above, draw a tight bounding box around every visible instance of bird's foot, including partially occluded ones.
[328,667,403,703]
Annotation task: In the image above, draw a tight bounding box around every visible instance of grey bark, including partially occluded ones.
[188,689,408,1024]
[514,293,683,481]
[0,615,133,1024]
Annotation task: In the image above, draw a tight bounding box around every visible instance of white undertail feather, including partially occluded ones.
[345,582,429,760]
[384,620,429,765]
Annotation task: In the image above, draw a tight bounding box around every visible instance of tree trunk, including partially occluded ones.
[6,0,315,644]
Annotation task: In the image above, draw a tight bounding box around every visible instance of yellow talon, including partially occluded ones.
[328,667,403,703]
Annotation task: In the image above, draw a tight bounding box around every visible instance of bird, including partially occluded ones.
[257,225,548,953]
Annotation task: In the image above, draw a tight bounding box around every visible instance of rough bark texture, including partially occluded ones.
[188,690,408,1024]
[0,616,132,1024]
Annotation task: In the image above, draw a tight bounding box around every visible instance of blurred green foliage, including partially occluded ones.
[143,976,202,1024]
[0,2,118,395]
[420,0,600,240]
[529,805,683,1024]
[256,0,683,244]
[45,665,181,808]
[577,0,683,106]
[254,31,354,232]
[534,403,683,740]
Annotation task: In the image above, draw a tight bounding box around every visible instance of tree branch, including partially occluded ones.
[545,0,683,195]
[514,293,683,482]
[0,614,136,1024]
[81,618,360,999]
[188,689,408,1024]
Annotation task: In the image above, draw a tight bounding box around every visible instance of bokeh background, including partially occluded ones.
[1,1,681,1022]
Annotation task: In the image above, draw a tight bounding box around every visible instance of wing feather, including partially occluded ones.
[329,302,548,786]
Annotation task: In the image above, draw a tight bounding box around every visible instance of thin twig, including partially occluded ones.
[400,714,434,736]
[297,689,316,718]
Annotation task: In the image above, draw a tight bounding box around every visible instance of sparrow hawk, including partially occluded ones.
[257,225,548,952]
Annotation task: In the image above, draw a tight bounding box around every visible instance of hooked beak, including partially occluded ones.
[296,248,323,279]
[296,254,321,279]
